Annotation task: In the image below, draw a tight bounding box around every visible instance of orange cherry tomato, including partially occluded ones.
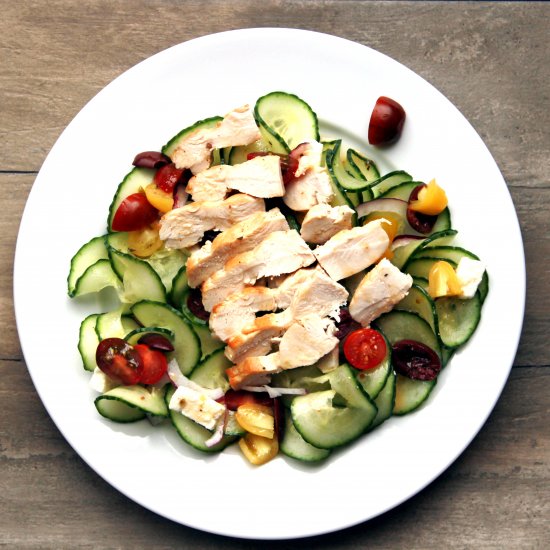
[343,328,387,371]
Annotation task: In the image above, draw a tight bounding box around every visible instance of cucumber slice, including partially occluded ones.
[193,324,224,359]
[78,313,100,371]
[355,332,392,399]
[162,116,223,158]
[72,258,122,297]
[369,370,396,429]
[95,308,127,340]
[394,283,438,334]
[224,411,246,437]
[393,374,436,416]
[374,311,440,415]
[327,141,372,201]
[280,415,331,462]
[435,293,482,348]
[373,310,441,359]
[189,349,231,393]
[108,247,167,304]
[228,139,270,165]
[290,365,377,449]
[369,170,413,199]
[125,326,175,346]
[393,229,457,270]
[346,148,380,183]
[165,385,235,452]
[131,300,201,375]
[254,91,319,153]
[68,235,109,296]
[170,265,188,309]
[107,168,155,232]
[323,145,358,211]
[95,385,168,422]
[272,363,331,408]
[379,180,418,201]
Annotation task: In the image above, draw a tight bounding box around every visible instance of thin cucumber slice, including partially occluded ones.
[369,170,413,199]
[95,308,127,340]
[108,247,167,304]
[280,415,331,462]
[193,324,224,359]
[373,310,441,359]
[374,311,440,415]
[95,397,146,423]
[435,293,482,348]
[272,363,331,408]
[394,283,438,334]
[189,349,231,393]
[224,411,246,437]
[95,385,168,422]
[290,365,377,449]
[78,313,100,371]
[254,91,320,153]
[323,145,358,211]
[68,235,109,296]
[393,374,436,415]
[228,139,270,165]
[125,326,175,346]
[346,148,380,183]
[394,228,457,270]
[121,315,140,335]
[72,258,122,297]
[369,370,396,430]
[107,167,155,232]
[162,116,223,158]
[131,300,201,375]
[106,232,185,295]
[355,332,392,399]
[379,180,418,201]
[170,265,188,309]
[165,386,235,452]
[328,140,373,198]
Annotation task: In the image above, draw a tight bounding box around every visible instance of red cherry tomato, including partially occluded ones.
[111,193,158,232]
[154,163,185,193]
[343,328,387,371]
[368,96,406,146]
[220,389,273,411]
[96,338,143,385]
[133,344,168,385]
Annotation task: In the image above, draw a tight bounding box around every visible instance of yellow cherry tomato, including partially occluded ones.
[144,183,173,213]
[238,432,279,466]
[127,224,163,258]
[409,179,448,215]
[428,260,462,298]
[235,403,275,439]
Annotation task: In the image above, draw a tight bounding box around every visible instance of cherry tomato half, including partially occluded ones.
[154,163,185,193]
[133,344,168,385]
[221,389,273,411]
[111,192,158,232]
[96,337,143,385]
[343,328,387,371]
[368,96,406,146]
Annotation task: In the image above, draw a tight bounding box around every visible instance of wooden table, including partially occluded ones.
[2,2,548,547]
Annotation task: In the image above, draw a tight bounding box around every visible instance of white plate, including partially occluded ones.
[14,29,525,540]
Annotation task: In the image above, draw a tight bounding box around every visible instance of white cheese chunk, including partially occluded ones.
[169,386,226,430]
[456,257,485,298]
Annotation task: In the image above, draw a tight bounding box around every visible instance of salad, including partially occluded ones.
[67,91,488,465]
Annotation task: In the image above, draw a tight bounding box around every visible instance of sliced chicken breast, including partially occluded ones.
[171,105,261,174]
[349,258,413,326]
[314,219,390,281]
[186,208,289,288]
[158,193,264,249]
[300,203,355,244]
[283,167,334,212]
[200,230,316,311]
[186,155,284,203]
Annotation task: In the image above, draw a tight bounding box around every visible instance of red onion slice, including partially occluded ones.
[241,385,307,398]
[356,197,408,219]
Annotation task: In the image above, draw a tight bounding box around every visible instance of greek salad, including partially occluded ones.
[67,92,488,465]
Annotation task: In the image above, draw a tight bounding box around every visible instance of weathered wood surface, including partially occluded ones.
[1,1,548,547]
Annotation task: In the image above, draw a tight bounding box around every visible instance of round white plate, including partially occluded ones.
[14,28,525,540]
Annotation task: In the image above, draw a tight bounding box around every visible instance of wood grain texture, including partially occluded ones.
[1,1,548,547]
